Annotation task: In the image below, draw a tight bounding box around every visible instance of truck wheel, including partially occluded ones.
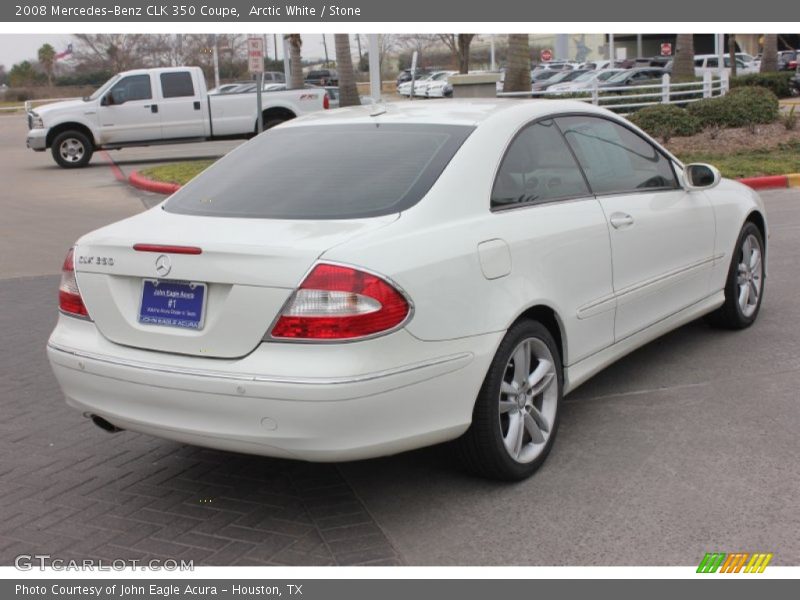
[52,130,93,168]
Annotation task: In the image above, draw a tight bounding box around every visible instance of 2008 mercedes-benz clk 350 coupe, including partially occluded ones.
[47,100,767,480]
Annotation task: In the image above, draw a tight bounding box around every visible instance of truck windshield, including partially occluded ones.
[164,123,474,219]
[86,74,122,101]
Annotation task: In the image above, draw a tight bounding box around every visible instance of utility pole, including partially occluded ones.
[273,34,278,62]
[322,34,329,66]
[356,34,363,64]
[490,35,496,71]
[212,34,220,90]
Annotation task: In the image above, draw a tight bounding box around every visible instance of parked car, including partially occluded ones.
[597,67,667,88]
[305,69,338,86]
[45,100,767,480]
[396,68,432,85]
[398,72,435,97]
[417,71,457,98]
[532,69,591,93]
[693,54,757,77]
[25,66,329,168]
[208,82,249,94]
[547,69,624,93]
[778,50,798,71]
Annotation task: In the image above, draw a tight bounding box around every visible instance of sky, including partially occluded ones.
[0,33,335,68]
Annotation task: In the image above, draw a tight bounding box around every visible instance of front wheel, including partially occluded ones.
[456,320,563,481]
[705,222,765,329]
[51,130,93,168]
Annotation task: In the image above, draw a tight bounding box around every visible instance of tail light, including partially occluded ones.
[59,247,90,318]
[323,93,330,110]
[270,263,410,340]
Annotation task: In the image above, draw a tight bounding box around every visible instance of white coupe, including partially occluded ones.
[47,100,767,480]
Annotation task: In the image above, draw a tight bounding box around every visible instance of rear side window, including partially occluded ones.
[492,119,589,208]
[557,116,678,195]
[165,123,474,219]
[160,72,195,98]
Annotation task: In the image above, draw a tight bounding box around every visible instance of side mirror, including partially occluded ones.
[100,93,111,106]
[684,163,721,190]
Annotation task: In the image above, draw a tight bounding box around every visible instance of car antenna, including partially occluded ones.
[370,101,387,117]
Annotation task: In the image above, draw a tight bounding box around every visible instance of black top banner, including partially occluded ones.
[0,0,790,22]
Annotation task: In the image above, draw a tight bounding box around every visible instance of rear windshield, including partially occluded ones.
[165,123,474,219]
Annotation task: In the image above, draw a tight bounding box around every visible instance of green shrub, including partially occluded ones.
[628,104,702,141]
[687,86,779,128]
[730,72,794,98]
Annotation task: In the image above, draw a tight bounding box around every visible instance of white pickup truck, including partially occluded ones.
[26,66,330,168]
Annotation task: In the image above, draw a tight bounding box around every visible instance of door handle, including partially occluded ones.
[193,101,201,110]
[609,212,634,229]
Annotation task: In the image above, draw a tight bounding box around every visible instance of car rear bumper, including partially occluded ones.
[47,315,501,461]
[26,129,47,151]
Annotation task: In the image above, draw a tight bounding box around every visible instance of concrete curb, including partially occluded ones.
[128,170,181,195]
[128,169,800,196]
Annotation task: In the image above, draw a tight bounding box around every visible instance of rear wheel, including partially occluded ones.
[51,130,93,168]
[706,222,765,329]
[457,320,562,481]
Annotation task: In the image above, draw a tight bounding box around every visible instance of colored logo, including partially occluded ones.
[697,552,773,573]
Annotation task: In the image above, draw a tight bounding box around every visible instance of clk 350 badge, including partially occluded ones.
[78,255,114,266]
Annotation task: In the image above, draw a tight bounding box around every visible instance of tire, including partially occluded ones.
[51,130,93,168]
[456,320,563,481]
[705,221,765,329]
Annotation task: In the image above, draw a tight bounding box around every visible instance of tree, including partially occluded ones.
[672,34,695,81]
[334,34,359,108]
[8,61,43,87]
[285,34,304,89]
[438,34,476,74]
[37,43,56,86]
[728,34,738,77]
[0,64,7,86]
[504,34,531,93]
[760,34,778,72]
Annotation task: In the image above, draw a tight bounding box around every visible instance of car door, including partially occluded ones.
[556,115,716,341]
[488,118,615,363]
[158,71,208,139]
[96,73,161,144]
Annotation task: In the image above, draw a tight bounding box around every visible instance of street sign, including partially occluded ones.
[247,37,264,73]
[661,42,672,56]
[540,48,553,62]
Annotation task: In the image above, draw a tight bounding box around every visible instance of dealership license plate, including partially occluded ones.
[138,279,207,330]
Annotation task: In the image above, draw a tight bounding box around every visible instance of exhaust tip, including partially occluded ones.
[89,414,124,433]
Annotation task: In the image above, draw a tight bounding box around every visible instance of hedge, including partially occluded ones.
[729,72,794,98]
[628,104,702,140]
[687,86,779,128]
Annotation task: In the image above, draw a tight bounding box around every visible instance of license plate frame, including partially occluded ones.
[138,279,207,331]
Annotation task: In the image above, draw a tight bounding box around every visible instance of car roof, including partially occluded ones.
[283,98,614,128]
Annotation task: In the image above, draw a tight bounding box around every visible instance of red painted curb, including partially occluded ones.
[737,175,789,190]
[128,170,181,195]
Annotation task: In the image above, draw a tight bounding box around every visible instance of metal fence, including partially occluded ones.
[496,72,729,114]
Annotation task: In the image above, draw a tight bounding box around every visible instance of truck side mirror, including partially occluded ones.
[101,93,112,106]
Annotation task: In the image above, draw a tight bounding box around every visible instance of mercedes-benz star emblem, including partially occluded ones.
[155,254,171,277]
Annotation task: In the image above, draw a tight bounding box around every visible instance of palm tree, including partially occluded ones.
[37,43,56,87]
[728,34,738,77]
[672,34,695,81]
[760,34,779,72]
[334,34,360,107]
[284,34,304,89]
[504,34,531,93]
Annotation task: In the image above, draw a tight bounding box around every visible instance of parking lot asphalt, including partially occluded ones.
[0,112,798,566]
